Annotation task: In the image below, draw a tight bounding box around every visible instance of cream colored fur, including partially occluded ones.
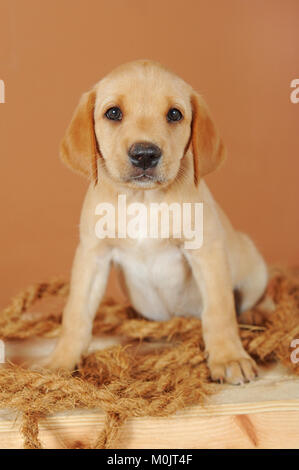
[44,60,268,385]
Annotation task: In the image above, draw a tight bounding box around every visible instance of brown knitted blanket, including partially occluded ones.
[0,267,298,449]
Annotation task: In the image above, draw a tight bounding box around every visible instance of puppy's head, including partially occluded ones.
[61,60,225,188]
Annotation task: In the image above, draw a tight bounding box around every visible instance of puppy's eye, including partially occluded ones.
[105,107,123,121]
[167,108,183,122]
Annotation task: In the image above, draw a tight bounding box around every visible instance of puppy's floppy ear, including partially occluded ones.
[190,92,226,185]
[60,89,100,182]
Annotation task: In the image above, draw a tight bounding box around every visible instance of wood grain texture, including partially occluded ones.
[0,360,298,449]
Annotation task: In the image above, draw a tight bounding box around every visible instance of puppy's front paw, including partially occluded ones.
[208,354,258,385]
[31,347,79,371]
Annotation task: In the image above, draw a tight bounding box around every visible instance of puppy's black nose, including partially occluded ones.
[128,142,162,170]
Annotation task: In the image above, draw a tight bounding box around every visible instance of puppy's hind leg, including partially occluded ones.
[234,233,269,325]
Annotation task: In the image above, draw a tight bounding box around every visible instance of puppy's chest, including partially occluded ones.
[112,240,189,288]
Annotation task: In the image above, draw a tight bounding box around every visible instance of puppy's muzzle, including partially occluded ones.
[128,142,162,170]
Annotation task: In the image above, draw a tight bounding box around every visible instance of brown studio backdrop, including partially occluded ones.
[0,0,298,309]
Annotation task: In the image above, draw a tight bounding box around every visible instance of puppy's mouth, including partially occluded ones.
[126,167,164,186]
[131,173,155,182]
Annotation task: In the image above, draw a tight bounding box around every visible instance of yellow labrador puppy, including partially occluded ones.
[46,60,267,384]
